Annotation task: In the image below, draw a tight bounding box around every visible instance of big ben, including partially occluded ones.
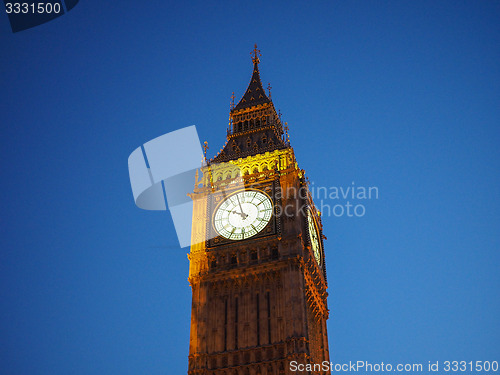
[188,46,330,375]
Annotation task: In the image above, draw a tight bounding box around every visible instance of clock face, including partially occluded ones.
[214,190,273,240]
[308,210,321,265]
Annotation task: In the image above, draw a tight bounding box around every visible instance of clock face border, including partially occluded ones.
[212,189,273,241]
[207,184,278,248]
[307,208,322,266]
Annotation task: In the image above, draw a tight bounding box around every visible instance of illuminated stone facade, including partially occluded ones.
[188,48,330,375]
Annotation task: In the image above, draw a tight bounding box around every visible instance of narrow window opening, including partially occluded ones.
[234,297,239,349]
[266,292,271,344]
[256,293,260,346]
[271,247,279,260]
[224,298,228,351]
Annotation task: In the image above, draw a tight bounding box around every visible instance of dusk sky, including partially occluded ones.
[1,1,499,374]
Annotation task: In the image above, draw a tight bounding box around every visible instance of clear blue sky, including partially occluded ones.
[1,1,499,374]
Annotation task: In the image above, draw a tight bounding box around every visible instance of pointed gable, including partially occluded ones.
[233,62,271,111]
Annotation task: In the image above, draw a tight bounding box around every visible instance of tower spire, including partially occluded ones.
[232,44,270,112]
[212,47,288,164]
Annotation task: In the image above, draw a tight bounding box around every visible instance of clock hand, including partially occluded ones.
[232,210,246,218]
[236,195,248,219]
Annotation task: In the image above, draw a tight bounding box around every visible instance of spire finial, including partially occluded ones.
[230,91,235,110]
[284,122,290,144]
[203,141,209,161]
[267,82,272,99]
[251,44,261,64]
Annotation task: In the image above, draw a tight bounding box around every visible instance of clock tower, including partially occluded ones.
[188,46,330,375]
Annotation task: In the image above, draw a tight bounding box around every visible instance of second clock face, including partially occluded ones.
[308,210,321,265]
[214,190,273,240]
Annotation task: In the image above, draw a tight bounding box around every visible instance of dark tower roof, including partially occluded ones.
[211,45,288,163]
[232,45,271,112]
